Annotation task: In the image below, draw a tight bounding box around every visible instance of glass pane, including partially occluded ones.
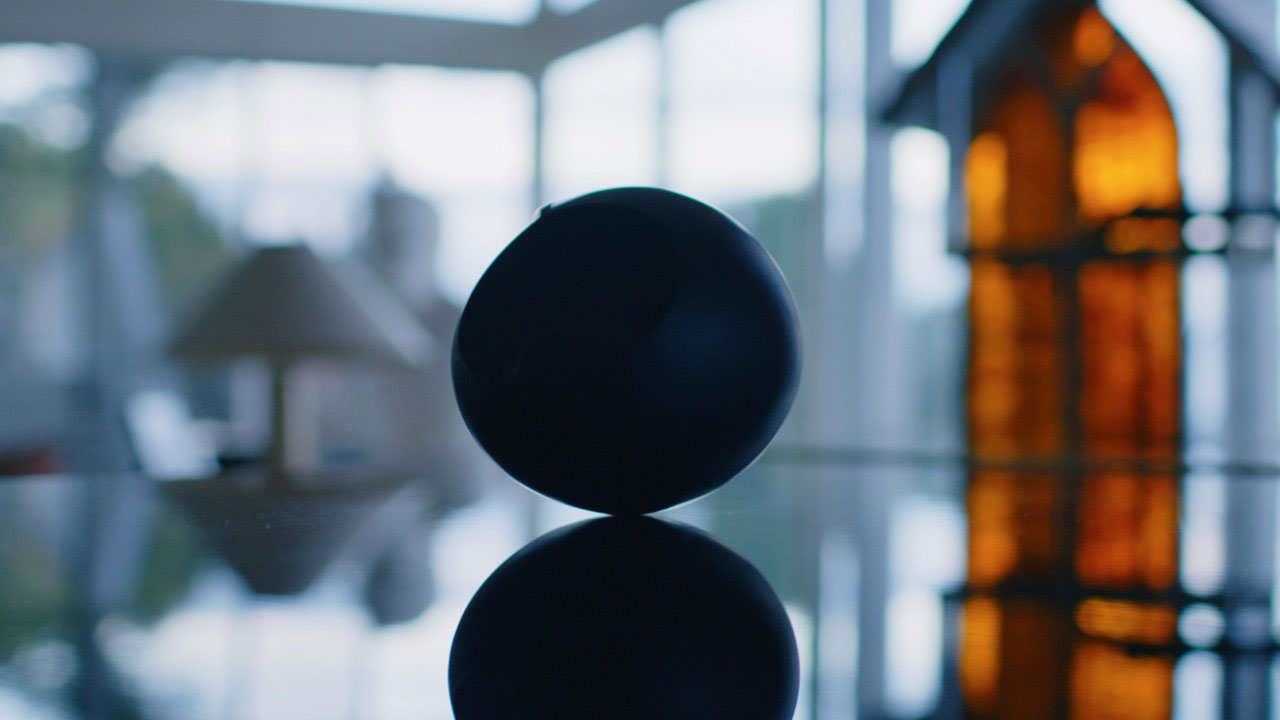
[544,27,660,200]
[666,0,819,201]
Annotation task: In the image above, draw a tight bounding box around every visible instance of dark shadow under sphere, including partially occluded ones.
[448,516,800,720]
[452,187,801,515]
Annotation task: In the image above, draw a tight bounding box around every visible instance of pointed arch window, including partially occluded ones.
[961,5,1182,718]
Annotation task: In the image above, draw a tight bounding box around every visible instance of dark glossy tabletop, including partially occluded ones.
[1,440,1277,719]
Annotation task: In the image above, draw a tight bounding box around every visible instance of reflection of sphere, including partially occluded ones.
[453,187,800,514]
[449,517,799,719]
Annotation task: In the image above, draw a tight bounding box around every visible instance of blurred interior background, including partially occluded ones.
[2,0,1280,717]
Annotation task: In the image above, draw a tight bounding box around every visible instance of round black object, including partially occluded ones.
[453,187,800,514]
[449,517,800,720]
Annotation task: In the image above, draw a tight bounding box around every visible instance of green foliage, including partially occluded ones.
[131,164,232,315]
[0,111,232,314]
[0,124,81,282]
[0,502,69,660]
[128,504,201,623]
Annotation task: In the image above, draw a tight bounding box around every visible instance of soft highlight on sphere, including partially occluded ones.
[452,187,800,515]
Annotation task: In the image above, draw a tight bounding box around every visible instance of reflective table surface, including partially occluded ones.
[2,442,1278,720]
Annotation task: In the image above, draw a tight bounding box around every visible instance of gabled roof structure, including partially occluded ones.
[884,0,1280,128]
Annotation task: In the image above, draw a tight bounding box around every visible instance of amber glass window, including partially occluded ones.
[961,4,1181,718]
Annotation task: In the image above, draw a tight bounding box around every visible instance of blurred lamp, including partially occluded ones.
[170,243,432,479]
[165,243,433,596]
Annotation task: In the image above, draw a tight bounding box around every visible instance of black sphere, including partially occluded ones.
[449,517,800,720]
[452,187,800,514]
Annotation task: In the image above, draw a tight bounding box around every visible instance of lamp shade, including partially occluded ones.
[170,244,430,367]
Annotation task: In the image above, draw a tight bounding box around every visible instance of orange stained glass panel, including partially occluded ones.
[967,468,1070,586]
[1077,261,1181,455]
[963,596,1073,719]
[996,601,1072,719]
[968,132,1008,249]
[967,472,1020,586]
[1073,44,1180,226]
[1069,641,1174,720]
[968,261,1065,457]
[1044,5,1116,91]
[1075,473,1179,588]
[1136,261,1182,445]
[1105,218,1182,254]
[983,73,1071,248]
[960,596,1002,714]
[968,471,1063,585]
[1072,7,1116,68]
[1074,598,1178,645]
